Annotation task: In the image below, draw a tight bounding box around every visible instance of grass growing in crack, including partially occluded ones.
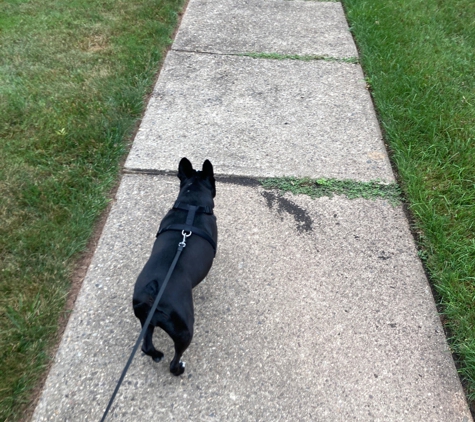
[0,0,185,419]
[261,177,402,205]
[342,0,475,406]
[241,52,359,64]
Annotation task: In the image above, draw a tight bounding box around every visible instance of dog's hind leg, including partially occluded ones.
[169,331,192,376]
[141,323,164,363]
[133,300,164,362]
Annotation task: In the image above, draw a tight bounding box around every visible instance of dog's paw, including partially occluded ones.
[152,353,164,363]
[142,347,164,363]
[170,361,185,376]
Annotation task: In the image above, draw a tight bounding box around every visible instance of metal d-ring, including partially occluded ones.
[179,230,192,248]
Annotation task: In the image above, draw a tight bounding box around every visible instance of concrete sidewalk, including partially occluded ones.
[33,0,473,421]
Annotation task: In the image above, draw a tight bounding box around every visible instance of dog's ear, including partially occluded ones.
[178,157,194,181]
[201,160,214,179]
[201,160,216,197]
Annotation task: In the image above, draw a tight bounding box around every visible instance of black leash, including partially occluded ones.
[100,230,191,422]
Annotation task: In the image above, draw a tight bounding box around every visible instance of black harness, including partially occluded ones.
[157,201,217,256]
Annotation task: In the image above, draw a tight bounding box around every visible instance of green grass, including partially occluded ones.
[241,52,359,64]
[341,0,475,406]
[261,177,401,205]
[0,0,185,419]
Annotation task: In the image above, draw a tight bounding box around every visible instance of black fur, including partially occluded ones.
[133,158,217,375]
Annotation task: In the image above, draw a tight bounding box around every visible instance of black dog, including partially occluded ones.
[133,158,217,375]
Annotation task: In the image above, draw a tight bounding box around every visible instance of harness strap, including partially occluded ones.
[157,202,216,256]
[185,205,197,226]
[158,224,216,256]
[173,201,213,215]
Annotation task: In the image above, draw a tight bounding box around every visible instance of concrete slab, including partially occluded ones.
[33,175,471,421]
[125,52,394,182]
[173,0,358,58]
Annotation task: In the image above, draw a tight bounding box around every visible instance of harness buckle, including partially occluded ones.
[179,230,192,248]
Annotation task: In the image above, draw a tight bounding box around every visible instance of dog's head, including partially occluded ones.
[177,158,216,202]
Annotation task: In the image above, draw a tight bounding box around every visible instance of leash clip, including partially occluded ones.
[179,230,192,248]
